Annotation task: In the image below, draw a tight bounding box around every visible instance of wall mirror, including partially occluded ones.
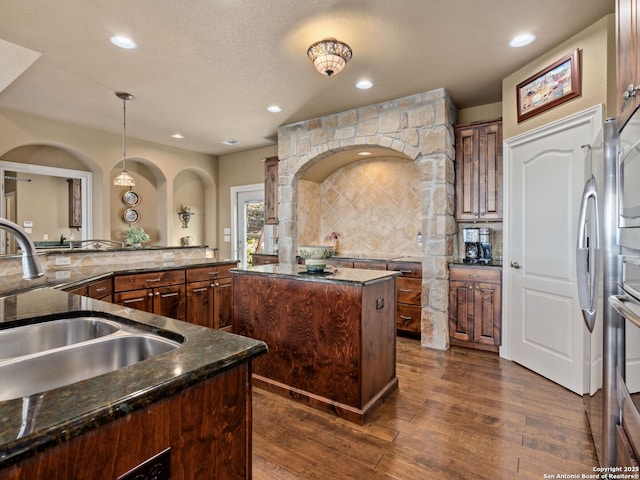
[0,160,92,254]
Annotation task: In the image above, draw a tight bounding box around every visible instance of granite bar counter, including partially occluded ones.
[232,264,400,424]
[0,288,267,478]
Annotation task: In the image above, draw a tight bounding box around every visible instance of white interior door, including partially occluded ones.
[503,105,603,394]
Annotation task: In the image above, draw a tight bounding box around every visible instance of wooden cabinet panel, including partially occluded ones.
[396,304,421,334]
[352,260,387,270]
[88,278,112,302]
[153,284,186,321]
[449,265,501,352]
[114,288,153,313]
[387,262,421,278]
[114,270,185,292]
[186,264,235,283]
[397,277,421,304]
[185,263,235,330]
[215,277,233,331]
[251,254,278,266]
[264,156,279,225]
[186,280,213,329]
[455,119,502,222]
[618,0,640,127]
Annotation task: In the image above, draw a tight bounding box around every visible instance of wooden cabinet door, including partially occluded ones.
[478,122,503,221]
[153,284,186,321]
[618,0,640,127]
[448,280,473,343]
[472,281,501,347]
[455,120,502,221]
[214,277,233,331]
[455,126,480,221]
[114,288,153,313]
[186,280,213,328]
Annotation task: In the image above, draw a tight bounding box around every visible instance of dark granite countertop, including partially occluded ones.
[330,255,422,263]
[0,258,238,297]
[232,264,401,285]
[0,288,267,468]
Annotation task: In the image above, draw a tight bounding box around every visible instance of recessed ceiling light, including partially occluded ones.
[222,139,241,146]
[267,105,282,113]
[358,151,372,156]
[172,133,184,139]
[509,33,536,48]
[356,80,373,90]
[110,35,137,49]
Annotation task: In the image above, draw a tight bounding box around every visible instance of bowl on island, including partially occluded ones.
[298,245,336,273]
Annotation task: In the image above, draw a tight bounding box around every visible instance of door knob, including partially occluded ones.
[510,261,521,269]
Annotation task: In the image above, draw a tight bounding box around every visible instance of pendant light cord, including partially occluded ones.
[122,96,127,170]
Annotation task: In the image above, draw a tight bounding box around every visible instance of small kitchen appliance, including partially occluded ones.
[478,227,492,264]
[463,227,481,263]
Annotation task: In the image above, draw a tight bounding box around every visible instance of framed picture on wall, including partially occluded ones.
[516,49,581,123]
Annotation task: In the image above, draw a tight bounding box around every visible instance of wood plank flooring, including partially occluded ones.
[252,336,598,479]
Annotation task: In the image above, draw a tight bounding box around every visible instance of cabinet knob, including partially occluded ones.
[510,261,521,269]
[468,285,473,289]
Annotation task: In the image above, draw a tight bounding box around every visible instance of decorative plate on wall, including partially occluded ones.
[123,191,139,206]
[124,208,139,224]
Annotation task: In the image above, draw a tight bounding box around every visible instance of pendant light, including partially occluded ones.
[113,91,135,187]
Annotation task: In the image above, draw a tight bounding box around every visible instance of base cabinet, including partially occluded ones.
[113,270,186,321]
[186,264,234,331]
[0,364,253,480]
[449,265,501,352]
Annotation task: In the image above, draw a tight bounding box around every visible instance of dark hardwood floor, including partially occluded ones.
[252,336,597,479]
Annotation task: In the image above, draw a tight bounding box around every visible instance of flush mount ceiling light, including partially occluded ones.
[113,92,135,187]
[222,139,241,146]
[267,105,282,113]
[307,37,352,77]
[356,80,373,90]
[509,33,536,48]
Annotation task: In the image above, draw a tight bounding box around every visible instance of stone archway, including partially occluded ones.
[277,88,457,350]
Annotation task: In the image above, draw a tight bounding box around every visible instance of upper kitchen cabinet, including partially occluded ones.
[264,156,279,225]
[454,119,503,222]
[617,0,640,128]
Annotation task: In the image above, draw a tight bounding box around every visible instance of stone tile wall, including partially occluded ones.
[277,88,457,350]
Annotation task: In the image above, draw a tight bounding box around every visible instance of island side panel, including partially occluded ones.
[233,273,363,407]
[360,279,397,406]
[0,364,252,480]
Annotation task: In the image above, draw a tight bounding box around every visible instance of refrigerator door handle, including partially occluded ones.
[576,174,600,332]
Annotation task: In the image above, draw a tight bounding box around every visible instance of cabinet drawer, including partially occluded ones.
[186,264,235,282]
[114,269,185,292]
[88,278,113,298]
[397,277,421,305]
[396,304,421,334]
[326,258,354,268]
[449,265,500,283]
[387,262,421,278]
[352,260,388,270]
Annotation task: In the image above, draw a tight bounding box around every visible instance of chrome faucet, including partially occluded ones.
[0,218,44,279]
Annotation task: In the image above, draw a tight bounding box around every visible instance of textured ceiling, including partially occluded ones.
[0,0,615,156]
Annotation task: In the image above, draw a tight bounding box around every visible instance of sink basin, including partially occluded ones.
[0,334,180,401]
[0,317,120,359]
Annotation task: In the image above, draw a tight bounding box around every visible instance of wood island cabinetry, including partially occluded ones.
[113,270,186,321]
[388,261,422,336]
[232,266,399,424]
[454,119,503,222]
[449,264,502,352]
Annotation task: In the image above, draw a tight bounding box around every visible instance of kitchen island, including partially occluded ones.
[232,264,400,424]
[0,288,267,480]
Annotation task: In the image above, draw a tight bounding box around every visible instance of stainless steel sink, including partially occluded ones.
[0,317,120,359]
[0,334,180,401]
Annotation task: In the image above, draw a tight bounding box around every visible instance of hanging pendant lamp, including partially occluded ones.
[113,91,135,187]
[307,38,352,77]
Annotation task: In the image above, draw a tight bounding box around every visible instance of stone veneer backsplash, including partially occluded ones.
[297,157,422,257]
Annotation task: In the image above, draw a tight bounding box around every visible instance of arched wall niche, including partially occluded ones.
[172,167,216,247]
[277,88,457,350]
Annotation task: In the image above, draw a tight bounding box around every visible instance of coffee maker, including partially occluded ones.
[463,227,481,263]
[478,227,492,264]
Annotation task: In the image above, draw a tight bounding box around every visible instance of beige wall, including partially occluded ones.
[502,14,615,140]
[457,102,502,125]
[217,145,278,259]
[0,109,218,247]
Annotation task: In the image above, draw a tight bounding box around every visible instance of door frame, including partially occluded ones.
[501,104,604,362]
[230,183,266,266]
